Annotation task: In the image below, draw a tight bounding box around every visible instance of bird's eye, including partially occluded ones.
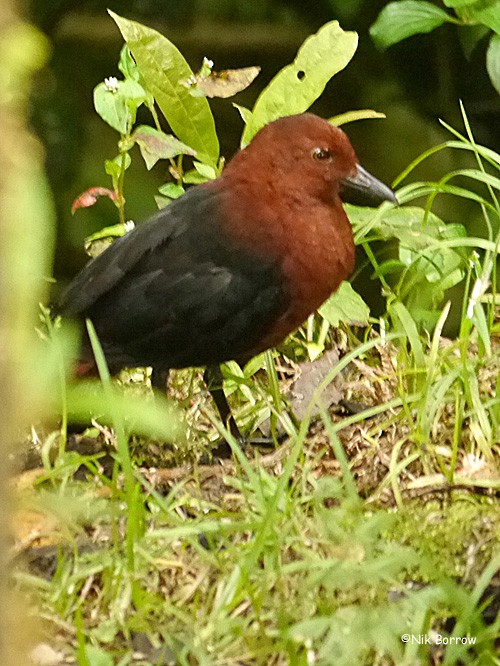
[312,147,331,161]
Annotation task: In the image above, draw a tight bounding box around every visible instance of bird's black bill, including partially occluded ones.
[339,164,397,207]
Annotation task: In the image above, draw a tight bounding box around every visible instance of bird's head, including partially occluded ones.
[226,113,397,208]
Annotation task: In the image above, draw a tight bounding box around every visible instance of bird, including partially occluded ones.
[57,113,396,444]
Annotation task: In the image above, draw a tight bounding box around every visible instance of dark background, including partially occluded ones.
[26,0,500,288]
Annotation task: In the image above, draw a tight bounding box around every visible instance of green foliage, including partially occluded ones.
[319,281,370,327]
[93,78,148,135]
[32,14,500,664]
[354,204,468,329]
[110,10,219,166]
[75,12,378,330]
[370,1,455,48]
[487,33,500,94]
[370,0,500,93]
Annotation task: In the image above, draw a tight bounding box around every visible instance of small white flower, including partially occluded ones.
[124,220,135,233]
[203,57,214,69]
[104,76,119,93]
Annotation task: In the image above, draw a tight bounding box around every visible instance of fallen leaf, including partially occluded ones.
[290,349,342,420]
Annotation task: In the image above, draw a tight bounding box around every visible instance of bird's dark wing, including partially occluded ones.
[59,186,290,370]
[57,187,202,317]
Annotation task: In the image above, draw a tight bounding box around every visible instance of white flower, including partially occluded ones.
[124,220,135,233]
[104,76,119,93]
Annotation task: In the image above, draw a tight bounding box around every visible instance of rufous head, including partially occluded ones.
[226,113,396,207]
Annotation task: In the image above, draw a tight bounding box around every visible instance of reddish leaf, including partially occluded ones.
[71,187,117,214]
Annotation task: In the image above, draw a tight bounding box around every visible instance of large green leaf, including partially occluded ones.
[109,11,219,166]
[241,21,357,145]
[319,281,370,327]
[370,1,452,49]
[445,0,500,32]
[486,33,500,94]
[470,0,500,36]
[443,0,484,6]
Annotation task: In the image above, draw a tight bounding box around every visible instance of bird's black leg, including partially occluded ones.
[203,365,280,457]
[151,367,170,393]
[203,365,243,442]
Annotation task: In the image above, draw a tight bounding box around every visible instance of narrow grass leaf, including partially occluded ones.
[391,302,426,368]
[65,380,183,442]
[329,109,385,126]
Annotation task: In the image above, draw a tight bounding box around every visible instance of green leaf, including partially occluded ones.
[370,1,452,49]
[390,302,426,367]
[329,109,386,126]
[377,259,406,276]
[242,21,358,145]
[487,33,500,94]
[104,153,131,178]
[132,125,196,169]
[109,11,219,166]
[319,281,370,327]
[182,162,217,184]
[64,380,184,441]
[84,222,132,257]
[183,169,207,184]
[83,646,114,666]
[458,24,490,59]
[85,223,129,244]
[443,0,483,6]
[154,195,171,209]
[467,1,500,35]
[193,161,217,179]
[158,182,185,199]
[93,79,147,134]
[233,103,253,125]
[118,45,139,81]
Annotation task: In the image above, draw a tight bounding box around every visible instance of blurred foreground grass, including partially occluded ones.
[0,2,54,664]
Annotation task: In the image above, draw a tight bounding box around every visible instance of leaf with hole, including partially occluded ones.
[241,21,357,144]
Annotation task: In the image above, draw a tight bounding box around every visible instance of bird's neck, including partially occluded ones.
[216,176,355,309]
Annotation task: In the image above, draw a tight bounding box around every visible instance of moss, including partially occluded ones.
[387,499,499,581]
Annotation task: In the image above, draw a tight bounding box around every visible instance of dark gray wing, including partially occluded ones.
[59,185,290,370]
